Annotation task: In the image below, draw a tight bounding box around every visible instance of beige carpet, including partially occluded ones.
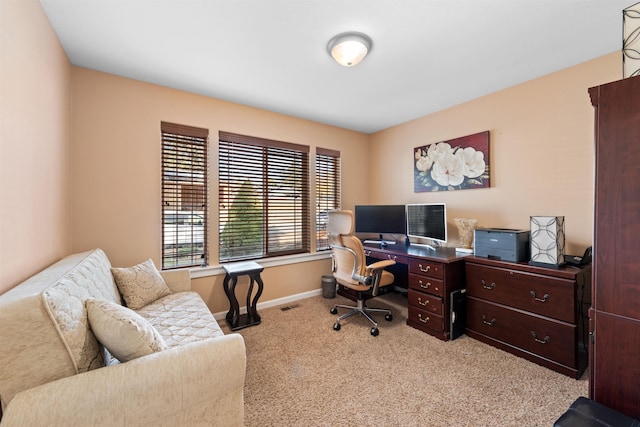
[226,292,587,426]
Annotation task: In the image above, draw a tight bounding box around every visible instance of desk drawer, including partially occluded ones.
[364,248,408,265]
[408,274,444,297]
[407,289,443,316]
[466,263,575,323]
[467,297,576,367]
[408,258,444,279]
[408,306,444,333]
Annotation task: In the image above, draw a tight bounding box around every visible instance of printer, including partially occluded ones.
[474,228,529,262]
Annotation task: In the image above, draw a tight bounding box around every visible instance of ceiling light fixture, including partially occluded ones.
[327,32,372,67]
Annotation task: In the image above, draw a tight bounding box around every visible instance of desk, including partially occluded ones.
[222,261,264,331]
[352,243,468,341]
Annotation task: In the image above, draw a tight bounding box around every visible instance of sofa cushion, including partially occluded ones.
[86,298,168,362]
[137,291,224,348]
[0,249,121,411]
[111,259,171,309]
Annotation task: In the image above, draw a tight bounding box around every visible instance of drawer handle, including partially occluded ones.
[481,280,496,290]
[417,297,429,306]
[530,291,550,303]
[530,331,551,344]
[365,250,371,256]
[418,313,430,323]
[419,264,431,273]
[419,280,431,289]
[387,255,397,261]
[481,315,496,326]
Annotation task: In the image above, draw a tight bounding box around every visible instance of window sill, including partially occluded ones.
[189,251,331,278]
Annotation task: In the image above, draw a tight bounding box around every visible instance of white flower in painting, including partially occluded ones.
[415,155,433,172]
[431,152,465,186]
[427,142,453,163]
[415,149,423,160]
[456,147,486,178]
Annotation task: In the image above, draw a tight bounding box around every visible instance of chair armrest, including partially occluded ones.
[366,259,396,272]
[0,334,246,427]
[160,268,191,293]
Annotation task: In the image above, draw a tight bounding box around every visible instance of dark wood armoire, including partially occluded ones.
[588,74,640,418]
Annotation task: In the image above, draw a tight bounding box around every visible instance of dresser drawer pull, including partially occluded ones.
[530,331,551,344]
[417,313,430,323]
[417,297,429,306]
[419,280,431,289]
[387,255,397,261]
[481,280,496,290]
[481,315,496,326]
[365,250,371,256]
[419,264,431,273]
[529,291,550,303]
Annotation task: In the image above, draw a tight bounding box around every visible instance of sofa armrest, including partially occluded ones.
[160,268,192,293]
[0,334,246,427]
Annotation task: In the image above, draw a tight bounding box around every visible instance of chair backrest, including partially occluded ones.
[327,210,367,286]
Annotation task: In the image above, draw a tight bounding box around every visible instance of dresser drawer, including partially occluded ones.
[466,263,575,323]
[467,297,576,367]
[407,306,444,333]
[408,258,444,280]
[407,289,443,316]
[408,273,444,297]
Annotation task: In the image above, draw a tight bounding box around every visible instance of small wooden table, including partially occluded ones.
[222,261,265,330]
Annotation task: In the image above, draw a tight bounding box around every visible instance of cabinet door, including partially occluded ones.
[591,311,640,418]
[592,75,640,317]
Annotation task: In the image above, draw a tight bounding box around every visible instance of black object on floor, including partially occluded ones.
[554,397,640,427]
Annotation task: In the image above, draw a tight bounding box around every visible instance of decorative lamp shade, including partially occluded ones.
[529,216,565,268]
[623,2,640,78]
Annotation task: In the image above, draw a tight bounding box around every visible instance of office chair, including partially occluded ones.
[327,210,395,336]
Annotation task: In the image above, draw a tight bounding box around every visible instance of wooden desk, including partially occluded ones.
[353,243,468,341]
[222,261,264,331]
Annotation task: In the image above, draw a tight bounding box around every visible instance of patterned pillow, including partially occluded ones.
[111,259,171,309]
[86,298,167,362]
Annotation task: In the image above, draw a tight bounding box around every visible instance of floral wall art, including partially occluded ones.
[414,130,490,192]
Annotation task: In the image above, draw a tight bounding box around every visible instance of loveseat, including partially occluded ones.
[0,248,246,426]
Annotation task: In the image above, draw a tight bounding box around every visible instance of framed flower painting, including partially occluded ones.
[414,130,490,192]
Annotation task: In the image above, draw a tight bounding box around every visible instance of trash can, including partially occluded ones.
[321,274,337,299]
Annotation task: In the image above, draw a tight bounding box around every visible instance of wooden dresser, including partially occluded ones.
[465,256,591,378]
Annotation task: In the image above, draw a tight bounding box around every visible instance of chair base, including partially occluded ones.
[331,298,392,335]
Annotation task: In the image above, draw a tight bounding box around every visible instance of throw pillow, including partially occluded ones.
[86,298,168,362]
[111,259,171,309]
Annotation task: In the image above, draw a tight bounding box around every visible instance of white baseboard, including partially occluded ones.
[213,288,323,321]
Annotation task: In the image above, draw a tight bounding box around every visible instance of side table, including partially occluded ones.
[222,261,265,330]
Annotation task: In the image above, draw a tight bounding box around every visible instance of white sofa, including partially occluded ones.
[0,249,246,426]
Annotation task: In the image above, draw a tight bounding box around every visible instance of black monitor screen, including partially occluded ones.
[406,203,447,243]
[354,205,406,235]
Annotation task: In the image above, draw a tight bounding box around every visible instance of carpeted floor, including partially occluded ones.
[225,292,587,426]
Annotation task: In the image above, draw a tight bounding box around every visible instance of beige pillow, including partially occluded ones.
[111,259,171,309]
[86,298,167,362]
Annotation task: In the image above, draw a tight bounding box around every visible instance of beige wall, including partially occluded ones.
[0,0,72,294]
[369,53,621,255]
[70,68,369,312]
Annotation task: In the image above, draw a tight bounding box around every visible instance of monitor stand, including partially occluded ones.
[362,234,397,248]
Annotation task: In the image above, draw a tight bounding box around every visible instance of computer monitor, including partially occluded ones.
[354,205,406,241]
[406,203,447,248]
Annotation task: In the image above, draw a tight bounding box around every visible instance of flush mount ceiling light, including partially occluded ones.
[327,32,372,67]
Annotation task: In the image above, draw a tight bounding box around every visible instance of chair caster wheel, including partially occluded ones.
[333,322,341,331]
[385,313,393,321]
[370,327,379,336]
[330,307,338,315]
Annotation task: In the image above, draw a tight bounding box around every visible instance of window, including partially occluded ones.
[161,122,208,269]
[315,148,341,251]
[219,132,310,262]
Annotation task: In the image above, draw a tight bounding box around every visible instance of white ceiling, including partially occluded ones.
[40,0,631,134]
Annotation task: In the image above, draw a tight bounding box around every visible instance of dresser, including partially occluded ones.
[465,256,591,378]
[588,75,640,417]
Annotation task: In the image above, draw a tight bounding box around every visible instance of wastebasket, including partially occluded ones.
[321,274,337,299]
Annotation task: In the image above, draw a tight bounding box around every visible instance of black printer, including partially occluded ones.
[474,228,529,262]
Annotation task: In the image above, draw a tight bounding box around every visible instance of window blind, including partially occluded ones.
[315,148,341,251]
[161,121,208,269]
[219,131,310,262]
